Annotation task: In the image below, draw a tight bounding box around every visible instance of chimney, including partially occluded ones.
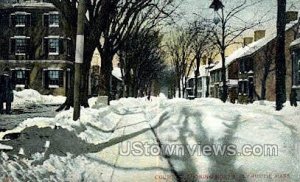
[286,11,298,24]
[254,30,266,41]
[243,37,253,47]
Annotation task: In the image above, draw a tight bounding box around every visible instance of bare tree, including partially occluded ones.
[260,43,275,100]
[48,0,177,109]
[188,19,214,98]
[166,28,193,98]
[96,0,176,104]
[209,0,267,102]
[119,29,165,98]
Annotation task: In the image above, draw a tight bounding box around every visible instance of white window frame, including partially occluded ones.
[12,12,30,27]
[11,68,30,88]
[46,36,60,55]
[48,12,60,27]
[44,68,63,88]
[12,36,30,55]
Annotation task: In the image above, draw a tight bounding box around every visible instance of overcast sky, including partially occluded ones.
[174,0,300,36]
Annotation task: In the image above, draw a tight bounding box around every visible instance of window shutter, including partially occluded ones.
[11,70,16,87]
[67,39,72,57]
[44,70,49,89]
[26,38,30,57]
[59,38,64,55]
[26,14,31,27]
[43,14,49,27]
[10,14,15,27]
[25,70,30,89]
[10,39,15,55]
[59,70,64,87]
[43,38,48,58]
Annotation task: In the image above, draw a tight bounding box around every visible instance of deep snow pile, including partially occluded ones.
[13,89,66,109]
[0,93,300,181]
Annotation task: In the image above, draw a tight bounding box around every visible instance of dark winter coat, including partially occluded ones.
[0,74,14,103]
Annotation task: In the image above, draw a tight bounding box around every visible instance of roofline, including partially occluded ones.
[0,3,56,10]
[211,22,299,70]
[236,23,298,60]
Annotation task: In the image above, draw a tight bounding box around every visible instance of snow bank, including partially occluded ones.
[13,89,66,109]
[1,97,300,181]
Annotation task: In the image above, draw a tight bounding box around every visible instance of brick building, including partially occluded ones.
[209,11,299,103]
[0,0,73,95]
[236,13,299,103]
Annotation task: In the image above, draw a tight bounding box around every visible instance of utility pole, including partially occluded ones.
[73,0,86,121]
[275,0,287,110]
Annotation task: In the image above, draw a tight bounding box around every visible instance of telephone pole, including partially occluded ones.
[275,0,287,110]
[73,0,86,121]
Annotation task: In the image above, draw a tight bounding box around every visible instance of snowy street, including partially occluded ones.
[0,104,59,131]
[0,90,300,181]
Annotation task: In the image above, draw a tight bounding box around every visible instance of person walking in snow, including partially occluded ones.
[0,68,14,114]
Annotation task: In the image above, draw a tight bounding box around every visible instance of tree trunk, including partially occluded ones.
[261,79,267,100]
[275,0,287,110]
[56,47,94,112]
[147,81,152,100]
[182,77,185,98]
[56,68,74,112]
[100,52,113,105]
[221,50,228,102]
[177,76,181,98]
[194,56,201,98]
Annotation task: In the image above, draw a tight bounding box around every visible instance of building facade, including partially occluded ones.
[208,11,299,103]
[0,0,73,95]
[236,15,299,103]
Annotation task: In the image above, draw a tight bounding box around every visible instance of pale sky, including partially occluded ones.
[175,0,300,36]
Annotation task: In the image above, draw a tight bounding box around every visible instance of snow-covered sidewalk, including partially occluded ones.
[0,90,300,181]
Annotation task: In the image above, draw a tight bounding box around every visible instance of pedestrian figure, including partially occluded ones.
[0,68,14,114]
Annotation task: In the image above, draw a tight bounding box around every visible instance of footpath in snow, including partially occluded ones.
[0,89,299,182]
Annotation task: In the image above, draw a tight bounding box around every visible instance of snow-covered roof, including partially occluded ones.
[290,37,300,48]
[210,45,252,71]
[188,65,210,78]
[0,1,55,8]
[112,67,122,81]
[210,20,299,72]
[12,2,54,8]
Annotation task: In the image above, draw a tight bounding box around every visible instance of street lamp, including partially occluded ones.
[209,0,224,11]
[209,0,228,103]
[209,0,224,25]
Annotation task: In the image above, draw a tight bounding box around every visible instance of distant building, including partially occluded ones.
[209,11,299,103]
[290,30,300,101]
[0,0,73,96]
[185,65,210,99]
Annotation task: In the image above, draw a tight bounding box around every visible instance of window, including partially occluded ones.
[239,58,253,73]
[44,69,64,88]
[15,38,27,55]
[43,12,59,27]
[16,70,25,79]
[49,13,59,27]
[12,69,30,88]
[48,70,59,86]
[10,36,30,55]
[15,14,26,26]
[238,81,248,95]
[10,12,30,27]
[48,38,59,55]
